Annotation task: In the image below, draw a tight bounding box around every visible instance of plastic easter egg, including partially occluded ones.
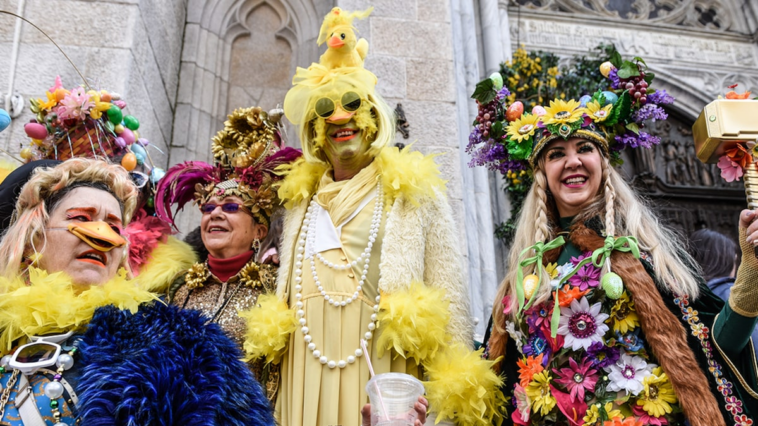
[24,123,48,140]
[110,92,122,101]
[114,124,125,135]
[133,130,140,140]
[100,91,112,102]
[0,109,10,132]
[599,61,615,78]
[105,121,115,133]
[131,143,147,158]
[19,148,32,161]
[114,100,127,110]
[123,115,140,131]
[506,101,524,122]
[150,167,166,184]
[120,128,136,145]
[107,105,123,124]
[601,272,624,300]
[532,105,547,117]
[137,138,149,147]
[114,137,127,148]
[135,152,145,165]
[121,152,137,171]
[523,274,540,300]
[489,72,504,90]
[579,95,593,107]
[31,138,43,146]
[601,91,618,106]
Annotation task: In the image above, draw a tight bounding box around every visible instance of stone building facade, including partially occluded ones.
[0,0,757,336]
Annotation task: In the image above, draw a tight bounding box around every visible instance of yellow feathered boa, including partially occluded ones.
[0,267,159,354]
[277,145,447,209]
[135,236,198,294]
[241,282,506,425]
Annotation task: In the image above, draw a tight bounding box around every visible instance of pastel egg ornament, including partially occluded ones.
[123,115,140,131]
[150,167,166,184]
[24,122,48,140]
[506,101,524,122]
[601,91,618,106]
[130,143,147,159]
[579,95,593,107]
[19,148,33,161]
[489,72,504,90]
[599,61,615,78]
[107,105,123,125]
[121,152,137,171]
[522,274,540,300]
[601,272,624,300]
[0,108,10,132]
[120,128,136,146]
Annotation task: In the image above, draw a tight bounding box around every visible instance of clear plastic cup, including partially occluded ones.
[365,372,425,426]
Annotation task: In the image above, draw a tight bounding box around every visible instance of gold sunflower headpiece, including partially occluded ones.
[154,106,302,228]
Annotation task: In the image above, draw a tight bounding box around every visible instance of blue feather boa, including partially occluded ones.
[76,302,275,426]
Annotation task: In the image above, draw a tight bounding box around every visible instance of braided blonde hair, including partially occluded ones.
[0,158,138,279]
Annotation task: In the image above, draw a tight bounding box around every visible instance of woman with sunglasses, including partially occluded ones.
[0,157,274,425]
[156,106,301,401]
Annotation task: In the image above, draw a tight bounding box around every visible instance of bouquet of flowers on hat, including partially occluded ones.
[467,50,675,178]
[22,76,164,182]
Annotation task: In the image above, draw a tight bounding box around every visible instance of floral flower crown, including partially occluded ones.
[21,77,164,183]
[469,54,674,173]
[155,107,301,228]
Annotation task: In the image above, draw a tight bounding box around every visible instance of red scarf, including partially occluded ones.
[207,250,255,282]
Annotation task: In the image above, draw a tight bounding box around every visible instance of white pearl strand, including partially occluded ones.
[292,183,383,369]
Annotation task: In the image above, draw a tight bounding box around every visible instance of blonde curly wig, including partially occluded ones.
[0,158,138,279]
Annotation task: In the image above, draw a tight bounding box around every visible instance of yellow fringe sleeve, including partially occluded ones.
[276,158,328,209]
[239,293,297,363]
[376,282,450,363]
[0,268,158,353]
[376,146,446,208]
[136,236,198,294]
[423,344,507,426]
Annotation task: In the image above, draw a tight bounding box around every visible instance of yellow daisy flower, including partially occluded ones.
[637,369,678,418]
[506,113,540,143]
[583,402,623,426]
[38,91,58,111]
[526,371,556,416]
[542,99,584,125]
[545,262,559,279]
[604,402,622,420]
[609,292,640,334]
[585,100,613,123]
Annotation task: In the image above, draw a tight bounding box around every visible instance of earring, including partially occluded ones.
[252,238,261,252]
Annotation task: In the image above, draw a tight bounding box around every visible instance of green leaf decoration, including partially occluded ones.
[507,137,532,161]
[491,120,505,140]
[605,91,632,126]
[632,56,647,66]
[471,78,497,104]
[609,50,623,68]
[626,122,640,135]
[610,150,624,167]
[616,61,640,79]
[643,71,655,85]
[591,90,606,105]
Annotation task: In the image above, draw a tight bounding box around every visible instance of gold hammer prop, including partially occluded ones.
[693,99,758,256]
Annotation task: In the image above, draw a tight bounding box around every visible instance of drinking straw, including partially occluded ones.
[361,339,390,422]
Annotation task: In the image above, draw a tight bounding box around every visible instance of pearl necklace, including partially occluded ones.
[293,183,383,368]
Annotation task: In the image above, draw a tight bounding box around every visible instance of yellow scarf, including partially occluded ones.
[0,267,159,353]
[315,160,380,227]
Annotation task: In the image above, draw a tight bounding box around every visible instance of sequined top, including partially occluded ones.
[169,259,279,399]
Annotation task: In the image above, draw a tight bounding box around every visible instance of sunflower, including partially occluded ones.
[542,99,584,125]
[609,292,639,333]
[526,370,556,416]
[506,113,541,143]
[636,368,678,418]
[585,100,613,123]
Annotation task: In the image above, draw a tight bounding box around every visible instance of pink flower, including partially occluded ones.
[631,405,668,425]
[56,87,94,121]
[718,155,743,182]
[726,396,744,415]
[568,264,600,291]
[553,357,598,402]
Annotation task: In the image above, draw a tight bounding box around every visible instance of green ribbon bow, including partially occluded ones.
[590,235,640,268]
[515,236,565,321]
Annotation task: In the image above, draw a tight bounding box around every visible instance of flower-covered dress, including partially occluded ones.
[502,249,682,426]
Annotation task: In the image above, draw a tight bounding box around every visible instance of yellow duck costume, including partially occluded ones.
[240,7,506,426]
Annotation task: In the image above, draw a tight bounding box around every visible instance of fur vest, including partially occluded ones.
[77,302,275,426]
